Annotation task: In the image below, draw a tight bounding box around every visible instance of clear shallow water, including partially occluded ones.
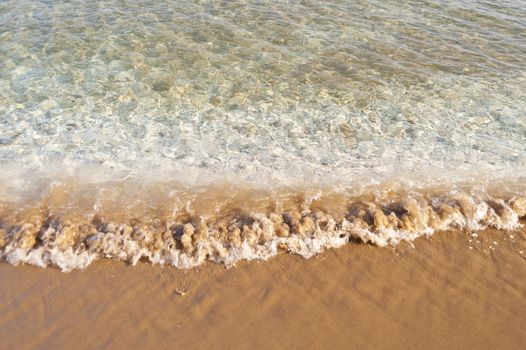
[1,0,525,180]
[0,1,525,270]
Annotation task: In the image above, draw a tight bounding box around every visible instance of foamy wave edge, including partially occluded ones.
[0,187,526,272]
[1,192,525,272]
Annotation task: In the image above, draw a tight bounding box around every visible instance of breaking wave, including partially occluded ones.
[1,175,524,271]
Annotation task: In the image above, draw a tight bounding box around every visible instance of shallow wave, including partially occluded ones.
[1,0,525,271]
[1,176,524,271]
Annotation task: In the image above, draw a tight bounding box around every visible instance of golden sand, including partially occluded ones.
[1,227,525,349]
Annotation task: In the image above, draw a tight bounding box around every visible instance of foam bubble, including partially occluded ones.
[1,180,524,271]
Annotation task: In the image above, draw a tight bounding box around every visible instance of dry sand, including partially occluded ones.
[1,227,526,350]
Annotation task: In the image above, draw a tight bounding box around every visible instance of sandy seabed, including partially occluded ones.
[1,227,526,350]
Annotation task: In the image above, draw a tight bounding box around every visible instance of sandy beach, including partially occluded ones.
[1,227,525,350]
[1,1,525,349]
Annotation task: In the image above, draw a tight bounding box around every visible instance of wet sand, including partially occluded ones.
[1,228,526,350]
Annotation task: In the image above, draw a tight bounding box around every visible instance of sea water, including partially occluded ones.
[0,0,525,270]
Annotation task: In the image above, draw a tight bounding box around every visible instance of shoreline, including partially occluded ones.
[1,227,526,349]
[1,181,524,271]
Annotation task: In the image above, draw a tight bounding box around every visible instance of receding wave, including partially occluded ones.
[1,176,524,271]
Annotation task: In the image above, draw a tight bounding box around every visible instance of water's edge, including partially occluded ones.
[1,179,524,271]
